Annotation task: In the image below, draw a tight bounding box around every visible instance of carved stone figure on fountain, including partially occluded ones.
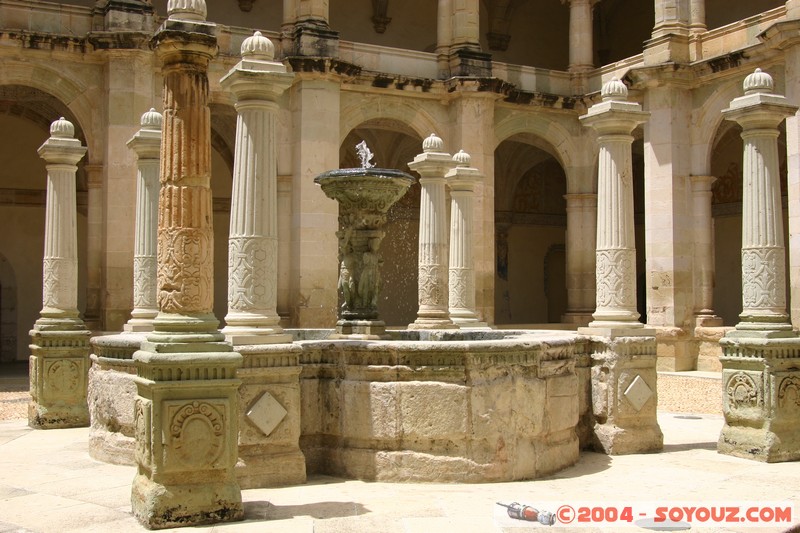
[315,141,414,338]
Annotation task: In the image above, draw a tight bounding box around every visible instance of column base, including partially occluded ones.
[28,322,91,429]
[132,473,244,529]
[332,319,389,339]
[124,320,156,333]
[132,347,244,529]
[407,319,459,331]
[694,313,723,328]
[592,422,664,455]
[718,334,800,463]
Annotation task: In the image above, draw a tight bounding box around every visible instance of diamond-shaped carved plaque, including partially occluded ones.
[623,374,653,412]
[246,392,287,437]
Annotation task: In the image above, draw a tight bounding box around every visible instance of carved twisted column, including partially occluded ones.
[408,134,456,330]
[221,32,293,345]
[447,150,489,329]
[131,1,243,527]
[124,109,162,332]
[718,68,800,463]
[28,117,91,429]
[579,79,662,455]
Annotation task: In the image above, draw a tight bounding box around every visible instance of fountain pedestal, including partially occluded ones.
[315,168,414,339]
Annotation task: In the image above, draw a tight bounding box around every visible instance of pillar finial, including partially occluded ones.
[50,117,75,139]
[167,0,207,21]
[453,149,471,167]
[241,30,275,60]
[601,77,628,102]
[140,108,163,130]
[743,68,774,95]
[422,133,444,153]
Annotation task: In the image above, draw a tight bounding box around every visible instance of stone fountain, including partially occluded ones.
[315,142,415,339]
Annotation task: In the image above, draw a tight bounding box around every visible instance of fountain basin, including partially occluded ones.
[88,329,591,484]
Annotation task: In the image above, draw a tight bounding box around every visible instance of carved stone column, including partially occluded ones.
[690,175,722,327]
[124,109,162,333]
[408,134,456,330]
[719,68,800,462]
[579,79,662,455]
[28,117,91,429]
[221,31,294,345]
[581,79,648,329]
[131,1,244,528]
[447,150,489,329]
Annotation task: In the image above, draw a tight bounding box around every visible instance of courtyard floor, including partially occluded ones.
[0,364,798,532]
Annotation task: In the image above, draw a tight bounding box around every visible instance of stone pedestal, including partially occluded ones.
[125,109,162,333]
[221,32,294,346]
[236,344,306,488]
[407,134,456,330]
[718,68,800,462]
[29,117,90,429]
[131,2,243,528]
[581,329,663,454]
[578,78,661,454]
[446,150,489,329]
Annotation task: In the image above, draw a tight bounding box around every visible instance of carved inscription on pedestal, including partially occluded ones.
[726,372,760,409]
[165,400,226,471]
[44,359,80,400]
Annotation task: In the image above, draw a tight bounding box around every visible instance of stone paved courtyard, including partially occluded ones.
[0,363,798,533]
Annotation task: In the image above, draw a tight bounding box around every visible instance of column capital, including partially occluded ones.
[580,79,649,134]
[760,19,800,51]
[722,69,798,129]
[38,118,87,166]
[127,108,162,159]
[408,133,454,179]
[445,150,482,191]
[220,32,294,103]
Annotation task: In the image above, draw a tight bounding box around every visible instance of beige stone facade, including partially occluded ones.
[0,0,797,371]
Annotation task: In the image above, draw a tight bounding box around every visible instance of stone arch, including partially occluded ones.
[695,77,751,175]
[494,113,580,189]
[340,97,444,149]
[494,131,569,325]
[0,60,99,159]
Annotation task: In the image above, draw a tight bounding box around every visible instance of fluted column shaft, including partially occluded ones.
[30,118,91,430]
[408,140,455,329]
[722,76,797,332]
[125,114,161,331]
[220,48,293,343]
[580,83,649,328]
[447,152,487,328]
[741,128,788,320]
[690,175,717,317]
[38,130,87,319]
